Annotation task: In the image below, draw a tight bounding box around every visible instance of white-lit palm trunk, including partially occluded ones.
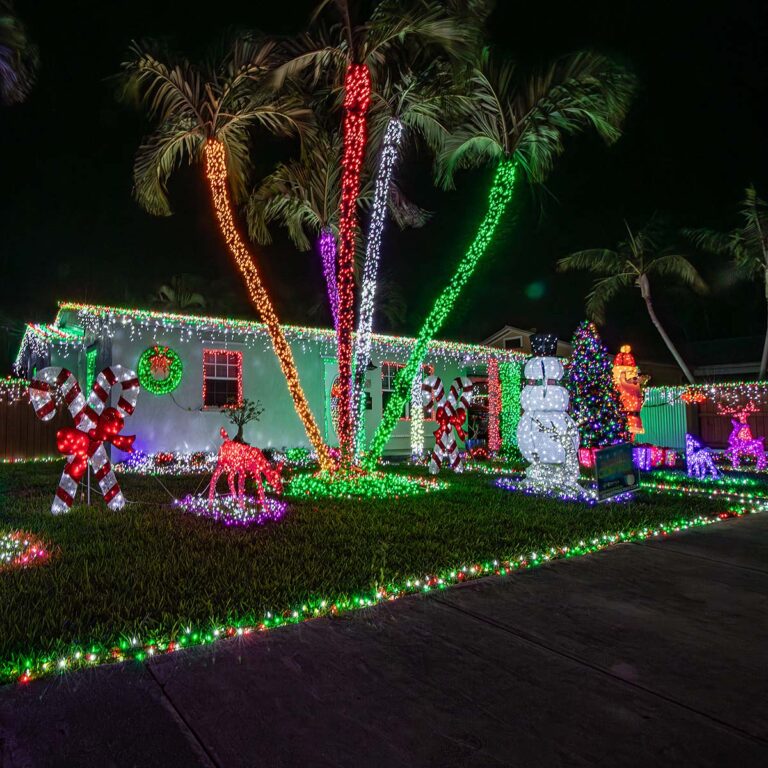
[351,117,404,456]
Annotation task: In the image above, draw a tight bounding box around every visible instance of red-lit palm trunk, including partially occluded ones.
[335,63,371,463]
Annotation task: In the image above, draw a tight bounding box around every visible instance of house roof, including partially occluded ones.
[13,301,527,374]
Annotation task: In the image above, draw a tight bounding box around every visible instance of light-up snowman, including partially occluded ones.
[517,335,583,496]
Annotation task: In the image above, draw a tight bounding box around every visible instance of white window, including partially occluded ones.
[381,362,410,420]
[203,349,243,408]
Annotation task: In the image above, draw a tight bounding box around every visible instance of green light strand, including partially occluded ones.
[499,361,521,449]
[363,159,518,468]
[85,348,97,392]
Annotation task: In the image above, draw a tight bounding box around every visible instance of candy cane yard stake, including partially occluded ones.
[422,375,474,474]
[29,366,140,513]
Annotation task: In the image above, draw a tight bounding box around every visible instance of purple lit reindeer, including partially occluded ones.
[718,402,766,470]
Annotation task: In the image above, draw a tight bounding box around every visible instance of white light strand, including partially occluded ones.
[352,117,404,456]
[410,369,424,460]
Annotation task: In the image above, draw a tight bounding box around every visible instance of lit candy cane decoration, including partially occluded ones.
[29,366,140,513]
[352,117,404,456]
[319,227,339,331]
[422,375,473,474]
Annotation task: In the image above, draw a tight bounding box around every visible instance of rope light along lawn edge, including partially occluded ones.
[4,501,763,686]
[137,346,183,395]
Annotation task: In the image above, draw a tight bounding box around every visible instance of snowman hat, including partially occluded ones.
[531,333,558,357]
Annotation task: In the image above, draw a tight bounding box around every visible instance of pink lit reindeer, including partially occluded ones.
[209,428,285,507]
[717,402,766,470]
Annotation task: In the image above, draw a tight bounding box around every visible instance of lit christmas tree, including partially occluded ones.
[567,321,629,448]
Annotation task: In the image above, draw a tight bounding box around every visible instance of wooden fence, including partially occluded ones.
[698,399,768,448]
[0,394,68,460]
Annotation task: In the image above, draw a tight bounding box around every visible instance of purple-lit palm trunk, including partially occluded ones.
[319,227,339,331]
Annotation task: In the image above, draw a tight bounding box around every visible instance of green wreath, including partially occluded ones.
[137,345,183,395]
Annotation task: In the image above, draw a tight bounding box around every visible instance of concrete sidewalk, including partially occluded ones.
[2,514,767,767]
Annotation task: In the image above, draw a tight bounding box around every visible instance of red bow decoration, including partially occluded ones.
[434,405,467,443]
[56,407,135,482]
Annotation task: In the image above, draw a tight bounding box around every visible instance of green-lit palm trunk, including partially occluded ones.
[363,159,518,468]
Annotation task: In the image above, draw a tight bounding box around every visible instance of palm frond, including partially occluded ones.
[133,118,203,216]
[0,2,37,104]
[648,253,708,294]
[585,274,631,324]
[557,249,626,275]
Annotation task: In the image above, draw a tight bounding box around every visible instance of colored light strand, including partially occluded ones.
[363,160,519,468]
[48,302,525,368]
[336,63,372,461]
[115,450,217,476]
[285,469,445,500]
[203,139,333,472]
[0,376,31,404]
[352,117,404,457]
[5,501,761,686]
[319,228,339,331]
[0,531,49,573]
[174,494,288,528]
[499,361,521,451]
[487,358,501,453]
[567,321,629,448]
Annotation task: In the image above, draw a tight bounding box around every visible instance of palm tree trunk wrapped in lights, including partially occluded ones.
[318,227,339,330]
[364,160,518,468]
[205,139,333,470]
[335,63,372,462]
[352,117,404,456]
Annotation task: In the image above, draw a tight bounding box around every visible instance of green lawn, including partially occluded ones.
[0,463,738,680]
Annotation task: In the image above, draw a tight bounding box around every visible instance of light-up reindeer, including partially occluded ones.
[209,428,285,507]
[717,401,766,470]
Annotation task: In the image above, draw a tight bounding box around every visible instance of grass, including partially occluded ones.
[0,462,742,679]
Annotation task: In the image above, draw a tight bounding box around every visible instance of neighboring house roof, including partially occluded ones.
[13,301,528,375]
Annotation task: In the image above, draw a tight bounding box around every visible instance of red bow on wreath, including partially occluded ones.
[434,404,467,443]
[56,407,135,483]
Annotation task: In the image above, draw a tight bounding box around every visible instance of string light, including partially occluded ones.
[203,139,333,471]
[567,321,629,448]
[174,494,287,528]
[499,361,521,451]
[487,358,501,452]
[319,228,339,330]
[115,451,216,476]
[336,63,372,461]
[685,433,719,478]
[363,160,519,468]
[410,371,425,460]
[0,377,30,404]
[137,345,183,395]
[352,117,404,456]
[6,500,762,686]
[13,323,82,375]
[202,349,243,409]
[0,531,49,572]
[718,401,766,470]
[285,469,445,500]
[47,302,525,369]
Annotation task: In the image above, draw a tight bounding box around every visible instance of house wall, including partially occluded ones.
[50,325,473,456]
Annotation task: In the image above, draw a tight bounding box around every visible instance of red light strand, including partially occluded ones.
[335,64,371,461]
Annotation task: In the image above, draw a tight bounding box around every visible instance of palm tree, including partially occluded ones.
[121,33,334,471]
[152,274,207,311]
[364,47,636,467]
[0,0,37,105]
[277,0,467,461]
[350,56,460,456]
[558,221,706,384]
[685,186,768,379]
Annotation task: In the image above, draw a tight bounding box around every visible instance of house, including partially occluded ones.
[13,302,526,457]
[483,325,685,386]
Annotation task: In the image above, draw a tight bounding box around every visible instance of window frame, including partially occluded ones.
[504,336,523,350]
[202,349,243,410]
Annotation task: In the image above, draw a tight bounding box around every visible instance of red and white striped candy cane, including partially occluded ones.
[422,376,474,474]
[29,366,140,514]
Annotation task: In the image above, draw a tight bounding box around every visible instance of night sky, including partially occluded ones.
[2,1,767,371]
